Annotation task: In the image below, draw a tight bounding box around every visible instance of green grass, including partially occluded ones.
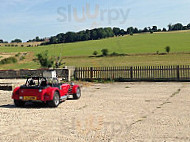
[0,31,190,69]
[0,31,190,56]
[62,53,190,67]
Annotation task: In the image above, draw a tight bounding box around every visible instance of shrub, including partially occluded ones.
[15,52,21,57]
[101,49,108,56]
[35,50,54,68]
[93,51,98,56]
[130,32,133,36]
[0,57,17,64]
[165,46,170,53]
[54,56,65,68]
[111,52,119,56]
[20,56,25,61]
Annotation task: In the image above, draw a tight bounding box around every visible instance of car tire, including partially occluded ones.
[48,92,60,107]
[14,100,25,107]
[73,87,81,100]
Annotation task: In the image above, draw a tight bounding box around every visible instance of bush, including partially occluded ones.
[165,46,170,53]
[101,49,108,56]
[93,51,98,56]
[35,50,54,68]
[110,52,119,56]
[0,57,17,64]
[130,32,133,36]
[15,52,21,57]
[20,56,25,61]
[54,56,65,68]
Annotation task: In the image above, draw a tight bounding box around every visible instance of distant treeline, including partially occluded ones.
[0,23,190,45]
[43,23,190,45]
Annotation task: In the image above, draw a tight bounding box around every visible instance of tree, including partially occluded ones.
[152,26,158,32]
[187,23,190,29]
[172,23,183,31]
[120,29,125,36]
[113,27,120,36]
[90,29,98,40]
[133,28,139,33]
[101,49,108,56]
[49,37,58,44]
[11,39,22,43]
[35,36,40,42]
[182,26,188,30]
[143,27,148,33]
[35,50,54,68]
[104,27,114,37]
[65,32,77,43]
[93,51,98,56]
[127,27,134,34]
[97,28,107,39]
[162,28,167,32]
[56,33,65,43]
[165,46,170,54]
[0,39,3,43]
[168,24,172,31]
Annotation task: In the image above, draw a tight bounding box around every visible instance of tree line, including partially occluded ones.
[44,23,190,45]
[0,22,190,45]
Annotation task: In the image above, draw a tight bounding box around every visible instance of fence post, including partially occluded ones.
[130,67,133,81]
[176,65,180,81]
[90,67,93,81]
[74,67,77,80]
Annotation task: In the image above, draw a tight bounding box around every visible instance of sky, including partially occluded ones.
[0,0,190,42]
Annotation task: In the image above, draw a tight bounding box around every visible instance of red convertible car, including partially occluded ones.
[12,77,81,107]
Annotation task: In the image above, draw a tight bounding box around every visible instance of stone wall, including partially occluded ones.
[0,69,69,80]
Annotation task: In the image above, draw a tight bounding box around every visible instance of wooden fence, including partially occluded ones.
[74,65,190,81]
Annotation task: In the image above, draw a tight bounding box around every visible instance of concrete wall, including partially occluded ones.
[0,69,69,80]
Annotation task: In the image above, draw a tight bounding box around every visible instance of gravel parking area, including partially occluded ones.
[0,80,190,142]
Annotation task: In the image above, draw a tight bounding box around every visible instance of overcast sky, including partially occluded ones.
[0,0,190,42]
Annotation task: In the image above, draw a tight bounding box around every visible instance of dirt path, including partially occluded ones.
[0,81,190,142]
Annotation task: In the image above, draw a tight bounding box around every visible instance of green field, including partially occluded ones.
[0,31,190,69]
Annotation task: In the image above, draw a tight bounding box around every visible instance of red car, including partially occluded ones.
[12,77,81,107]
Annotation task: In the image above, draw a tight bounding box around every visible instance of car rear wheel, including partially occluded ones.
[14,100,25,107]
[73,87,81,100]
[48,92,60,107]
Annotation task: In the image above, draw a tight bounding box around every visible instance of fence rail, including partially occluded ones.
[74,65,190,81]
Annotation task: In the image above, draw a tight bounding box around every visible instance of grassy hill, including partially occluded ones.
[0,31,190,69]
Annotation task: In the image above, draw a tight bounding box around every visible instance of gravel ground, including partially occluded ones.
[0,80,190,142]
